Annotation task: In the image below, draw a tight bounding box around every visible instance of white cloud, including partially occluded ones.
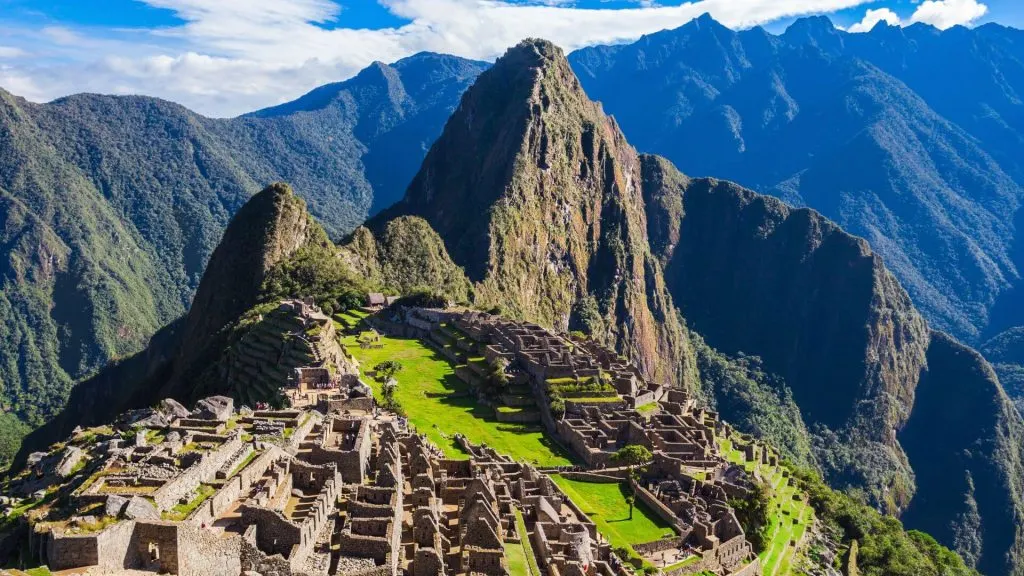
[0,0,885,117]
[847,7,900,32]
[909,0,987,30]
[0,46,26,58]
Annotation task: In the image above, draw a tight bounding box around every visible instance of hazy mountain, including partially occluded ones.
[0,53,487,464]
[568,15,1024,347]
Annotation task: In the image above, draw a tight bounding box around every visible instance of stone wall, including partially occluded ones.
[240,506,301,558]
[47,532,99,570]
[153,432,243,510]
[285,412,321,453]
[176,523,242,576]
[632,537,684,556]
[631,479,687,534]
[133,521,180,574]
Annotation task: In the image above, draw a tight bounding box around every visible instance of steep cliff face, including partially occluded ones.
[649,175,931,508]
[644,172,1024,574]
[375,39,694,387]
[901,332,1024,576]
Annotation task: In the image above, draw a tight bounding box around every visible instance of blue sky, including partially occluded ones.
[0,0,1019,117]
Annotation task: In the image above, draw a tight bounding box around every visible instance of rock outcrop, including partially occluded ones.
[373,39,695,387]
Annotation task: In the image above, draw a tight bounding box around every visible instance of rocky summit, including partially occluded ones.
[2,35,1019,576]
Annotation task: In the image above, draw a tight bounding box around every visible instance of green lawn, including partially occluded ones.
[343,335,572,466]
[551,476,675,553]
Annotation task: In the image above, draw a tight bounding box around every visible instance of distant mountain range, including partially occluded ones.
[0,52,486,462]
[570,14,1024,349]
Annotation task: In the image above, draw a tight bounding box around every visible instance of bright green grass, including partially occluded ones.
[514,508,542,576]
[343,335,572,466]
[505,536,530,576]
[636,403,659,415]
[718,437,812,576]
[162,484,216,521]
[551,476,676,550]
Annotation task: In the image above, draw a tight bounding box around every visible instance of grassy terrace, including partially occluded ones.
[342,334,572,466]
[718,438,813,576]
[508,508,541,576]
[551,476,675,567]
[162,484,216,521]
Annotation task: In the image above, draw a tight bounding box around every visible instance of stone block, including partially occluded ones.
[159,398,190,419]
[105,495,129,517]
[56,446,86,478]
[193,396,234,421]
[123,496,159,520]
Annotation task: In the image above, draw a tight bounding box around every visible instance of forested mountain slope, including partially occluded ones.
[0,53,485,463]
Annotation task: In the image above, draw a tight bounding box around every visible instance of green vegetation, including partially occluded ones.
[693,335,813,468]
[514,508,541,576]
[228,450,260,478]
[261,239,369,318]
[718,437,810,575]
[162,484,217,522]
[551,475,675,565]
[343,334,571,466]
[372,360,404,382]
[789,466,978,576]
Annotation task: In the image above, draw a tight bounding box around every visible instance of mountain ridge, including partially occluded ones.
[0,54,487,464]
[568,15,1024,346]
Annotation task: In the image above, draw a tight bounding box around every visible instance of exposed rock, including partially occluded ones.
[26,452,47,467]
[158,398,190,419]
[134,412,170,429]
[105,495,129,517]
[55,446,86,478]
[370,39,695,388]
[122,496,159,520]
[193,396,234,421]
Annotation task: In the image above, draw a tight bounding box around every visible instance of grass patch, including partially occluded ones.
[228,450,260,478]
[343,334,572,466]
[515,508,542,576]
[636,403,659,415]
[162,484,216,521]
[551,476,675,550]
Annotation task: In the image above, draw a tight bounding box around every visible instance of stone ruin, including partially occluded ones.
[11,304,766,576]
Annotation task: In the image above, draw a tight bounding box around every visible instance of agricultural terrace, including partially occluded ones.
[550,475,675,567]
[341,334,573,466]
[718,437,813,576]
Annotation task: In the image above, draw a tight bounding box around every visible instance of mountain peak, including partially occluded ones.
[782,15,844,52]
[377,38,694,385]
[169,182,324,394]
